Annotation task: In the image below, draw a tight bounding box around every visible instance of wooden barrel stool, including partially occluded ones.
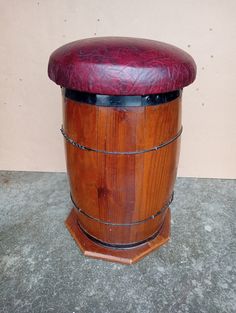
[48,37,196,264]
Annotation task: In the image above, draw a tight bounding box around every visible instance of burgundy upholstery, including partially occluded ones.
[48,37,196,95]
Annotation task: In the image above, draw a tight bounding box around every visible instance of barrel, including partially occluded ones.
[48,37,196,263]
[62,88,182,247]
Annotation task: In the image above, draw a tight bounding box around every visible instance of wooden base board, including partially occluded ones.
[65,208,171,265]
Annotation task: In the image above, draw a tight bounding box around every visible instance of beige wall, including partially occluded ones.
[0,0,235,178]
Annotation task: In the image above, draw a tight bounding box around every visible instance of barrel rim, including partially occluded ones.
[62,88,182,107]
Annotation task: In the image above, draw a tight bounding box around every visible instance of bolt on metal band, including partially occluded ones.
[61,126,182,155]
[71,192,174,226]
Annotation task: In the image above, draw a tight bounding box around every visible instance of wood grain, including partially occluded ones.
[63,96,181,246]
[65,207,171,265]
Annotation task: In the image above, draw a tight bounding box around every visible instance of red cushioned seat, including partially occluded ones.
[48,37,196,95]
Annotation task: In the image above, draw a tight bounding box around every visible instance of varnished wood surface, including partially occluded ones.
[63,96,181,245]
[63,96,181,151]
[65,207,171,265]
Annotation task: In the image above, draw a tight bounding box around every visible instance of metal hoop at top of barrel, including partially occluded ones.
[48,37,196,264]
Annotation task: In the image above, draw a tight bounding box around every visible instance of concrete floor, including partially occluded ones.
[0,171,235,313]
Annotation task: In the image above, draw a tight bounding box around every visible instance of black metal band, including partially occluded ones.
[63,88,181,107]
[61,126,182,155]
[71,192,173,226]
[77,218,165,250]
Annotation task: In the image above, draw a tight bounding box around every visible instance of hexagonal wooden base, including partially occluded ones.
[65,208,171,265]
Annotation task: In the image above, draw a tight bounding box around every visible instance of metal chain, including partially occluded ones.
[71,192,174,226]
[60,126,183,155]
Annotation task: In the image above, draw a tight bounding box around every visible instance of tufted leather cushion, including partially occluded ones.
[48,37,196,95]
